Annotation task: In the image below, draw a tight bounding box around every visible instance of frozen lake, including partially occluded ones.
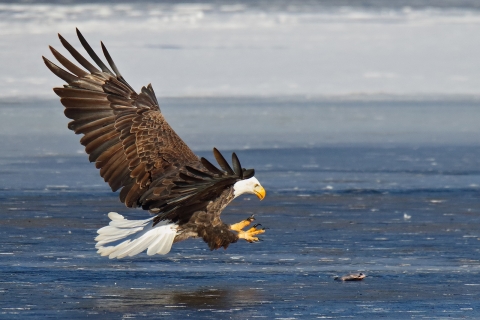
[1,97,480,319]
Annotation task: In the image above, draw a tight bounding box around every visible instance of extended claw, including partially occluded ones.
[238,225,266,243]
[230,215,256,232]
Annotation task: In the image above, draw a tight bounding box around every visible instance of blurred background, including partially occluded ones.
[2,0,480,154]
[2,0,480,98]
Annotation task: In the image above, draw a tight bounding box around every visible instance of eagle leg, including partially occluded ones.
[237,224,266,243]
[230,214,255,232]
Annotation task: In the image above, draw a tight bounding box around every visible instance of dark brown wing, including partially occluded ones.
[43,29,255,224]
[43,29,199,207]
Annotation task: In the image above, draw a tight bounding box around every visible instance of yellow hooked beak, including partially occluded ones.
[254,184,266,200]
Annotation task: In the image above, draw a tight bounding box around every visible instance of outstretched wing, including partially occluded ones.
[43,29,200,207]
[43,29,254,224]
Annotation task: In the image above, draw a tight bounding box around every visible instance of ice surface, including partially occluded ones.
[1,97,480,318]
[1,146,480,318]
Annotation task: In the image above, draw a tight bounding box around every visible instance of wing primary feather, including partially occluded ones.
[213,148,234,175]
[100,41,136,93]
[185,166,213,179]
[243,168,255,179]
[53,87,107,99]
[166,193,194,205]
[58,33,100,74]
[173,181,193,187]
[174,187,198,194]
[231,153,243,178]
[76,28,114,76]
[100,41,122,78]
[43,56,78,84]
[49,46,89,77]
[200,157,223,175]
[146,84,159,106]
[179,172,205,183]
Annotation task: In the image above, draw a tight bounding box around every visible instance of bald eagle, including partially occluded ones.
[42,29,266,259]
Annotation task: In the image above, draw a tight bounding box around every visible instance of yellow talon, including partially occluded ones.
[230,216,266,242]
[230,215,255,232]
[237,224,266,243]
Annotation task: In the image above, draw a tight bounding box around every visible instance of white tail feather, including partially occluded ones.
[95,212,178,259]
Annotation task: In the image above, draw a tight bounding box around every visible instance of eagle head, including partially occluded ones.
[233,177,266,200]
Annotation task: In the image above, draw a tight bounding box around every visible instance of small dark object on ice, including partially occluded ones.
[334,273,366,281]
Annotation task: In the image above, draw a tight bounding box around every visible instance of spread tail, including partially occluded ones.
[95,212,178,259]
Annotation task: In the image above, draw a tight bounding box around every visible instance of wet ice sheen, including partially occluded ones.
[1,139,480,318]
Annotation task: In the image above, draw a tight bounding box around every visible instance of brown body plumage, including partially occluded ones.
[43,29,265,256]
